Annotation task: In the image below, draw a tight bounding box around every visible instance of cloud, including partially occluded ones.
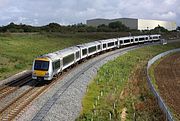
[0,0,179,26]
[165,0,176,5]
[152,11,176,20]
[0,0,8,7]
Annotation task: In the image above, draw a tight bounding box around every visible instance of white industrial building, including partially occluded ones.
[86,18,177,31]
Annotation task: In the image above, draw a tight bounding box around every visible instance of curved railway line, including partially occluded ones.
[0,59,75,121]
[0,75,62,121]
[0,44,145,121]
[0,40,178,121]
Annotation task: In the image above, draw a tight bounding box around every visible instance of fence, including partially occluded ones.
[147,48,180,121]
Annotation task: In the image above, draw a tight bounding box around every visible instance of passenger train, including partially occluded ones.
[32,34,161,80]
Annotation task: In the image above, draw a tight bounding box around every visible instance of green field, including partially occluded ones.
[76,42,180,121]
[0,32,126,80]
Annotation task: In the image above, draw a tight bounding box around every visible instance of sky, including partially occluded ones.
[0,0,179,26]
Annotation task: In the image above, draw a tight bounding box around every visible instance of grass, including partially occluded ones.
[0,32,125,80]
[76,42,180,121]
[149,56,164,91]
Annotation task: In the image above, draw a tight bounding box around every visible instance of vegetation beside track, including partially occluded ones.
[76,42,180,121]
[0,32,129,80]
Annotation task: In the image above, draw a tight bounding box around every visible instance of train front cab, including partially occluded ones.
[32,58,53,81]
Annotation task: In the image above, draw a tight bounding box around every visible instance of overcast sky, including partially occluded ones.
[0,0,179,26]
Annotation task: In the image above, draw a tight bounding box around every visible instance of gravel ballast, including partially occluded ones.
[16,44,158,121]
[0,70,31,86]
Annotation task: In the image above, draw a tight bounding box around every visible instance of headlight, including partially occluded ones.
[45,72,49,77]
[32,72,36,76]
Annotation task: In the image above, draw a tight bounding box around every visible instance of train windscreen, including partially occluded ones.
[34,60,49,71]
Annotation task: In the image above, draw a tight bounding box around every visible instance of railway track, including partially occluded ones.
[0,71,68,121]
[0,81,49,121]
[0,42,162,121]
[0,73,32,100]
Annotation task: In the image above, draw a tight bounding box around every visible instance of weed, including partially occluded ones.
[77,42,180,120]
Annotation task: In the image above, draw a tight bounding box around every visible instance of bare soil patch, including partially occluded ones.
[124,66,166,120]
[155,52,180,119]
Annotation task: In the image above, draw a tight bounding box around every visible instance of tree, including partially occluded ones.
[177,26,180,31]
[153,25,168,32]
[108,21,129,31]
[97,24,111,32]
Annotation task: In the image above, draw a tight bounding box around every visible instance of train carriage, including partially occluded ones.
[138,35,146,43]
[32,34,162,81]
[150,34,161,41]
[119,37,133,46]
[32,47,80,80]
[77,41,101,59]
[144,35,149,42]
[99,38,117,51]
[133,36,139,43]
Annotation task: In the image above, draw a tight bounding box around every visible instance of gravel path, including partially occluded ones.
[16,43,159,121]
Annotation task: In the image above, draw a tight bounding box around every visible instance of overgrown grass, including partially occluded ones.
[149,57,164,91]
[76,42,180,121]
[0,32,124,80]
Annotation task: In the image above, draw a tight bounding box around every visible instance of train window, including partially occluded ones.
[108,42,114,47]
[88,46,96,53]
[34,60,49,71]
[82,49,87,56]
[76,51,80,59]
[131,39,133,42]
[135,38,138,41]
[63,54,74,66]
[153,36,158,39]
[146,37,148,40]
[139,38,144,41]
[120,40,123,44]
[150,37,152,39]
[115,41,118,45]
[98,45,101,50]
[53,60,60,70]
[103,44,106,48]
[124,39,130,43]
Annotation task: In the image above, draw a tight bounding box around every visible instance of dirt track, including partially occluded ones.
[155,52,180,119]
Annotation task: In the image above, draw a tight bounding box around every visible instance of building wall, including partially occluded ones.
[86,18,177,31]
[112,18,138,30]
[138,19,177,31]
[86,19,110,27]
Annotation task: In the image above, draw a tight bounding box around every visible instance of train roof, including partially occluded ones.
[37,46,79,60]
[137,35,149,38]
[150,34,161,37]
[118,36,132,40]
[76,41,100,48]
[98,38,117,43]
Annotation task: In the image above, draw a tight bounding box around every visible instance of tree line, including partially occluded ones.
[0,21,176,33]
